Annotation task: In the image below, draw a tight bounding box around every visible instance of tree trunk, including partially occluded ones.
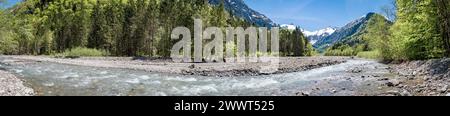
[436,0,450,57]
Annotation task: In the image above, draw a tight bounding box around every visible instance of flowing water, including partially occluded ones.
[0,57,391,96]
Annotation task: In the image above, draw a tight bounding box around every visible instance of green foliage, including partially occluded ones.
[55,47,109,57]
[364,13,393,60]
[389,0,446,60]
[279,27,313,56]
[324,44,356,56]
[357,50,381,59]
[0,31,19,54]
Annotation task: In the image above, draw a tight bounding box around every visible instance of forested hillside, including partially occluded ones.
[0,0,312,57]
[325,0,450,61]
[324,13,392,57]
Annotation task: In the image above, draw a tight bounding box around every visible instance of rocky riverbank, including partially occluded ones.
[385,58,450,96]
[294,58,450,96]
[3,56,349,77]
[0,70,35,96]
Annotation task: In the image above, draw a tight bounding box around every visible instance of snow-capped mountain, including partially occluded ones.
[279,24,337,45]
[302,27,337,45]
[280,24,297,30]
[209,0,274,27]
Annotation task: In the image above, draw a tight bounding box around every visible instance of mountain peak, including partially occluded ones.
[280,24,297,30]
[303,27,337,37]
[209,0,274,27]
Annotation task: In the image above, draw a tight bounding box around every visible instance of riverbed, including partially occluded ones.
[0,56,394,96]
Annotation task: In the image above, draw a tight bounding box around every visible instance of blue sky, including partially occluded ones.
[1,0,19,8]
[245,0,393,31]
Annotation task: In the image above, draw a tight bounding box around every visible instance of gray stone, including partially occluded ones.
[423,76,432,81]
[386,90,401,96]
[297,91,310,96]
[438,85,448,93]
[386,79,400,87]
[378,77,389,81]
[401,90,412,96]
[188,64,196,69]
[331,89,337,93]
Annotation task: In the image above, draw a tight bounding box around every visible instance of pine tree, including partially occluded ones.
[88,0,103,49]
[293,27,304,56]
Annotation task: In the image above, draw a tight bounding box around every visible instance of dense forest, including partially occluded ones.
[325,0,450,61]
[0,0,313,58]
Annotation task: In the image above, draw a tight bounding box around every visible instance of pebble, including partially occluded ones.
[401,90,412,96]
[438,85,448,93]
[331,89,337,93]
[188,64,196,69]
[297,91,310,96]
[0,70,35,96]
[385,79,400,87]
[378,77,389,81]
[386,90,401,96]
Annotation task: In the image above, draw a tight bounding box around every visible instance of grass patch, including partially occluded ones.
[357,50,381,59]
[54,47,109,58]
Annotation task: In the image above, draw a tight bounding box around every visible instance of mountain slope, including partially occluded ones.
[313,13,377,51]
[209,0,274,27]
[323,13,392,56]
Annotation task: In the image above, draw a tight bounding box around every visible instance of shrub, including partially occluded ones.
[357,50,381,59]
[55,47,109,58]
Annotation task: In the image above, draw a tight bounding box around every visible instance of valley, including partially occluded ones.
[1,0,449,96]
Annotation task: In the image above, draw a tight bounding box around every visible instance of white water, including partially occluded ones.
[0,57,389,96]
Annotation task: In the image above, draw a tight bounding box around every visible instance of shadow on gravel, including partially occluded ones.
[427,59,450,76]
